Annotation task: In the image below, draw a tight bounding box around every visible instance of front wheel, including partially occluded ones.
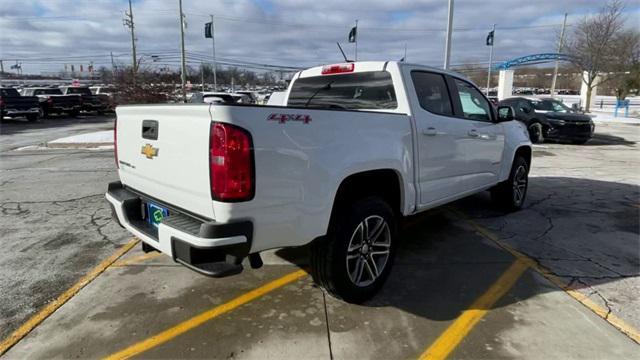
[491,156,529,211]
[528,123,545,144]
[310,197,396,303]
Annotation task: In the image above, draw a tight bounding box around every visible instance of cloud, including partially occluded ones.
[0,0,637,74]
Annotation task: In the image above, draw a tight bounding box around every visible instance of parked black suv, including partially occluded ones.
[499,97,595,144]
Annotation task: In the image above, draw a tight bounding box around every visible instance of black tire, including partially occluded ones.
[528,122,544,144]
[310,196,397,303]
[491,156,529,211]
[69,110,79,117]
[26,114,39,122]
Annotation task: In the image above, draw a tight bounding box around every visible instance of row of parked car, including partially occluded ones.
[0,85,115,122]
[1,83,594,144]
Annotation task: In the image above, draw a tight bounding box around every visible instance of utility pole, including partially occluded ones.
[110,52,115,70]
[210,14,217,91]
[179,0,187,102]
[123,0,137,77]
[443,0,454,69]
[486,24,496,96]
[550,13,568,97]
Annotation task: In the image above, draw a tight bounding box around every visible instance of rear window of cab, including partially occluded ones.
[287,71,397,110]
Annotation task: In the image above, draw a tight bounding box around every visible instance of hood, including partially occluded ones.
[543,112,592,122]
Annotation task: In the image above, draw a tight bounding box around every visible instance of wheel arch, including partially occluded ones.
[327,169,404,234]
[514,145,532,168]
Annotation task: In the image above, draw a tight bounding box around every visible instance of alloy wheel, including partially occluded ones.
[345,215,391,287]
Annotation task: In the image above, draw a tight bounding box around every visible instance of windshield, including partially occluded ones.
[1,88,20,97]
[287,71,397,110]
[34,89,63,95]
[531,99,572,113]
[65,87,92,95]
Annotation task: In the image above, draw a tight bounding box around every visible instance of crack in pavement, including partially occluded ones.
[1,193,104,206]
[574,278,614,320]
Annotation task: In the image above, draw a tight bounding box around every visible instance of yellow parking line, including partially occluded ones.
[418,260,528,360]
[104,269,308,360]
[111,252,163,267]
[458,212,640,344]
[0,238,139,356]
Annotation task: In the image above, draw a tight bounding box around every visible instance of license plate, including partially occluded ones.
[146,202,169,228]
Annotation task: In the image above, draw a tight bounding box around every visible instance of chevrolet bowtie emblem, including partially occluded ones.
[141,144,159,159]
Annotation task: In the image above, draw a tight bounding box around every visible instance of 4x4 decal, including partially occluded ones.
[268,113,312,124]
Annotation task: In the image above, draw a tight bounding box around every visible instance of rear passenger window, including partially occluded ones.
[453,79,492,122]
[411,72,453,116]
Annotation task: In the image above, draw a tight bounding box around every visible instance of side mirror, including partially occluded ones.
[571,103,580,112]
[497,105,516,122]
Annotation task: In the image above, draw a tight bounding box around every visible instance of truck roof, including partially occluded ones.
[297,61,469,81]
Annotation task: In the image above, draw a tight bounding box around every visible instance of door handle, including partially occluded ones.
[467,129,479,137]
[422,127,437,136]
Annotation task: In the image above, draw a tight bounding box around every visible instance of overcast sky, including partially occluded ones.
[1,0,638,74]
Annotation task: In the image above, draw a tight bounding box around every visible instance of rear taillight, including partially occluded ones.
[114,118,119,169]
[47,96,53,104]
[321,63,355,75]
[209,122,254,202]
[0,96,4,107]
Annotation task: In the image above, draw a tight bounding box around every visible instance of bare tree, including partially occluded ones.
[609,29,640,99]
[565,0,626,112]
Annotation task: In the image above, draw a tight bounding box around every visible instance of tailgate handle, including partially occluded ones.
[142,120,159,140]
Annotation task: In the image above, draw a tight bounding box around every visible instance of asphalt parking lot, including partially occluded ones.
[0,115,638,359]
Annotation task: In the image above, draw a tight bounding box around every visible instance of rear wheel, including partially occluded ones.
[310,197,396,303]
[491,156,529,211]
[528,123,544,143]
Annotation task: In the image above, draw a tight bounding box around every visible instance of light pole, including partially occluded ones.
[550,13,568,96]
[443,0,454,69]
[179,0,187,102]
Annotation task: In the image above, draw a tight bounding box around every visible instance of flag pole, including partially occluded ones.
[210,14,217,91]
[486,24,495,96]
[354,20,359,61]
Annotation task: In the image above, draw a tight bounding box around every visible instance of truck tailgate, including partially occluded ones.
[115,105,215,219]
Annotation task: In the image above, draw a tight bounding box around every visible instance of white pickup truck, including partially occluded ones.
[106,61,531,303]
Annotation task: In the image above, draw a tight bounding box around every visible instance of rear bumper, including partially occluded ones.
[82,103,108,111]
[2,107,39,116]
[47,104,81,113]
[105,181,253,277]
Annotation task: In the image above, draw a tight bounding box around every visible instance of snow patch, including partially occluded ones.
[48,130,114,145]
